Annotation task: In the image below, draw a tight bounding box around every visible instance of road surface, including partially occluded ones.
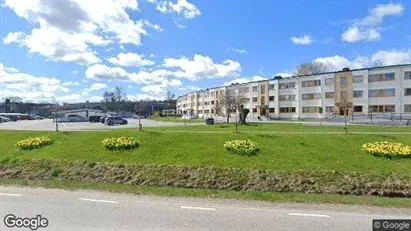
[0,186,410,230]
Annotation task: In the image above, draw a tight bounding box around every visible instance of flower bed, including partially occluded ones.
[362,141,411,158]
[17,136,53,150]
[102,137,139,150]
[224,139,259,155]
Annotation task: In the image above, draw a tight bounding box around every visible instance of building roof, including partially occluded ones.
[176,63,411,100]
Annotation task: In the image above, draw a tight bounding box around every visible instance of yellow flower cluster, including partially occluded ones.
[102,137,139,150]
[224,139,259,155]
[362,141,411,157]
[17,136,52,150]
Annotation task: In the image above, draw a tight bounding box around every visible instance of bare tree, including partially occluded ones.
[372,60,384,67]
[218,89,248,124]
[102,87,128,113]
[293,61,329,76]
[336,96,353,133]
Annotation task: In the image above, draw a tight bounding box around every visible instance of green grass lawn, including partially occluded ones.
[150,116,204,123]
[1,129,411,175]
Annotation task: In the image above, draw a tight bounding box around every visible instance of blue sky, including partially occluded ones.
[0,0,410,103]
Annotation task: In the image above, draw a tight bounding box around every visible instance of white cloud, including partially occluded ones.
[85,64,129,81]
[163,54,242,80]
[57,94,82,103]
[2,0,160,65]
[0,63,69,101]
[274,72,293,77]
[290,35,313,45]
[227,47,247,54]
[62,81,80,86]
[108,52,155,67]
[314,49,411,71]
[88,95,103,102]
[341,3,404,43]
[72,70,78,75]
[154,0,201,19]
[128,85,133,88]
[223,75,267,86]
[88,83,108,91]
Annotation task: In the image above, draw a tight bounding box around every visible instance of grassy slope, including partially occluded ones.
[1,129,411,175]
[150,117,204,123]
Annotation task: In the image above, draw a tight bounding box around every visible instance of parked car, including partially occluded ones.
[132,114,145,119]
[105,116,128,126]
[89,116,102,123]
[100,117,107,123]
[5,115,18,121]
[0,116,10,123]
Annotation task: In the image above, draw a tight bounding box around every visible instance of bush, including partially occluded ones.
[17,136,52,150]
[102,137,139,150]
[362,141,411,158]
[224,139,259,155]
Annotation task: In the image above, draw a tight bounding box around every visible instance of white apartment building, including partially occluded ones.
[176,64,411,120]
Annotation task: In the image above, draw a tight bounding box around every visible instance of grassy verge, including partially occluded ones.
[150,116,204,123]
[1,178,410,208]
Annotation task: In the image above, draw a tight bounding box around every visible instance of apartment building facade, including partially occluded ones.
[176,64,411,120]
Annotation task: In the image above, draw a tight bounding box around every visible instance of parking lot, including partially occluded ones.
[0,119,203,131]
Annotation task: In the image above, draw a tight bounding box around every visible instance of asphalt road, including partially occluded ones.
[0,119,203,131]
[0,186,410,231]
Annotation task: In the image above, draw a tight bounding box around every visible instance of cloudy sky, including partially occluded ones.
[0,0,410,103]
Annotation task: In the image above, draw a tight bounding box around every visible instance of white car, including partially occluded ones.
[132,115,145,119]
[0,116,10,123]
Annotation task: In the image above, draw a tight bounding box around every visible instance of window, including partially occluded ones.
[279,107,296,113]
[252,108,257,113]
[405,71,411,80]
[325,92,334,99]
[279,94,296,101]
[325,78,334,85]
[204,110,210,114]
[261,85,265,94]
[405,88,411,96]
[368,73,396,82]
[211,100,214,105]
[326,106,335,112]
[369,89,396,97]
[405,105,411,112]
[340,91,347,98]
[261,96,265,105]
[353,90,363,98]
[369,105,395,113]
[340,77,347,88]
[252,97,257,102]
[279,82,295,89]
[269,84,275,90]
[353,75,363,83]
[269,108,275,113]
[302,93,321,100]
[269,96,275,101]
[302,106,320,113]
[301,80,321,87]
[252,86,258,92]
[353,106,363,112]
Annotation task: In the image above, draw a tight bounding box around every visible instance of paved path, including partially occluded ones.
[0,186,410,231]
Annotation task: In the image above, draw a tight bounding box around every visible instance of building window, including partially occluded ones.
[325,78,334,85]
[340,77,347,88]
[252,86,258,92]
[353,75,363,83]
[405,88,411,96]
[211,100,214,105]
[269,96,275,101]
[269,84,275,90]
[261,85,265,94]
[302,93,321,100]
[368,73,396,82]
[252,108,257,113]
[325,92,334,99]
[302,106,320,113]
[369,105,395,113]
[279,82,295,89]
[252,97,258,102]
[405,105,411,112]
[301,80,321,87]
[340,91,347,98]
[353,106,363,112]
[211,109,215,114]
[279,107,296,113]
[405,71,411,80]
[369,89,395,97]
[261,96,265,105]
[269,108,275,113]
[279,94,296,101]
[326,106,335,112]
[353,90,363,98]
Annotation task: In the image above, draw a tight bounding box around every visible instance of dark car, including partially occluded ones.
[89,116,102,123]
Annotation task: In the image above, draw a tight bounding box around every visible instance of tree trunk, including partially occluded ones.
[240,108,249,124]
[226,112,230,124]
